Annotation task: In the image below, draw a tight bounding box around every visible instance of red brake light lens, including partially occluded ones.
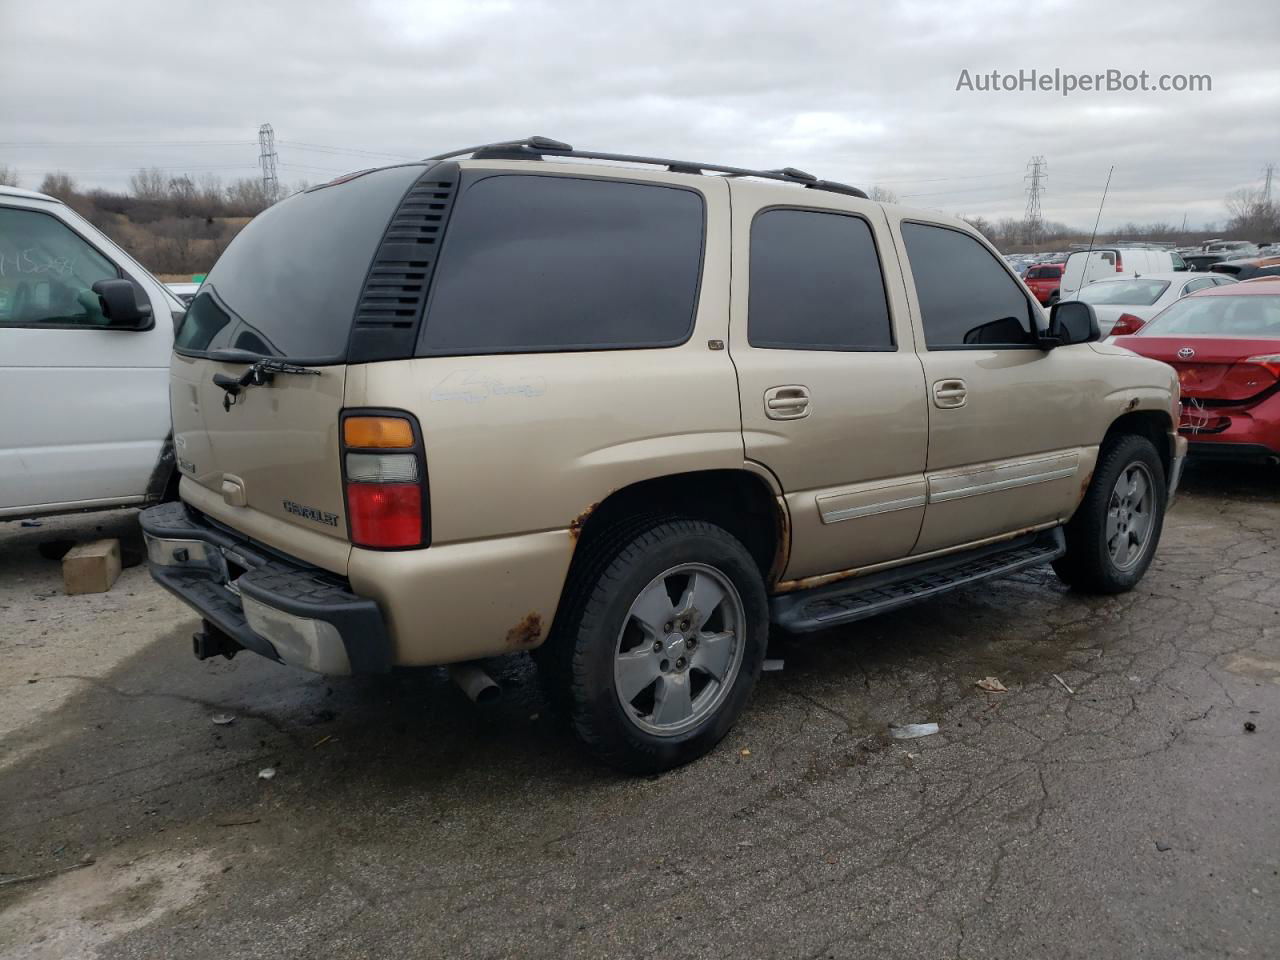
[346,483,422,548]
[341,411,426,549]
[1111,313,1146,336]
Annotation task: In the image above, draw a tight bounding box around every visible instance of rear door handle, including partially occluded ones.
[764,385,811,420]
[932,379,968,409]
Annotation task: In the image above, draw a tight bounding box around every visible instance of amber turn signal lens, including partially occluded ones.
[343,416,414,449]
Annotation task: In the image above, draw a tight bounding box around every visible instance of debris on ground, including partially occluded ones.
[976,677,1008,692]
[0,856,94,888]
[889,722,939,740]
[62,539,122,595]
[762,659,785,673]
[739,748,751,757]
[257,767,276,780]
[311,735,332,748]
[1052,674,1075,695]
[1244,721,1257,733]
[211,713,236,726]
[215,817,261,828]
[1155,841,1172,852]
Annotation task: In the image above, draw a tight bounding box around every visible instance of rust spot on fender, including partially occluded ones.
[766,495,792,587]
[505,612,543,647]
[568,502,600,541]
[1079,469,1095,500]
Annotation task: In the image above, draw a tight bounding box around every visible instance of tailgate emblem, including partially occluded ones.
[1177,347,1195,360]
[283,499,339,527]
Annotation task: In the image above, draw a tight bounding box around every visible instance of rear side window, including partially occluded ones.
[902,222,1037,348]
[175,164,426,361]
[748,209,893,351]
[419,175,704,354]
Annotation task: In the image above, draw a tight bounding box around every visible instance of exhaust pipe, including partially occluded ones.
[448,662,500,705]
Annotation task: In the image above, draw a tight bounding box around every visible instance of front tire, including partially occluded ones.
[548,519,769,773]
[1053,434,1167,593]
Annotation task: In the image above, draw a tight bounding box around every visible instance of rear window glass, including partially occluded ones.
[1026,266,1060,279]
[1138,295,1280,337]
[175,165,425,361]
[1077,279,1170,306]
[418,174,704,354]
[748,208,893,351]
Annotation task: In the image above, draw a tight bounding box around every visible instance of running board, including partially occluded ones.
[770,528,1066,634]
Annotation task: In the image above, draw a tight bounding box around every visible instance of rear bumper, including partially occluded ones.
[139,501,391,675]
[1184,440,1280,464]
[1179,392,1280,463]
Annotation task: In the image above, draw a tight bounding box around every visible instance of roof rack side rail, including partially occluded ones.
[422,137,870,199]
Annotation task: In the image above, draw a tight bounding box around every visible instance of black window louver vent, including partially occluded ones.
[347,162,460,363]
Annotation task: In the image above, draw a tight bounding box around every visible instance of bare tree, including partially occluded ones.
[167,174,197,216]
[130,167,168,201]
[39,171,77,200]
[225,177,271,216]
[867,185,899,203]
[0,165,19,187]
[1224,186,1278,238]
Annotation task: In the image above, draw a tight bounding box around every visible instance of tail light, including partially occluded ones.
[1111,313,1146,336]
[1207,356,1280,404]
[341,413,427,549]
[1114,252,1124,272]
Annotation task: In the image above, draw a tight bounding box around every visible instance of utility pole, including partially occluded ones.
[1263,162,1275,204]
[258,123,279,204]
[1023,155,1046,247]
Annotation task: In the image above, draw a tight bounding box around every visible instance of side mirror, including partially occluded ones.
[91,279,153,329]
[1042,300,1100,349]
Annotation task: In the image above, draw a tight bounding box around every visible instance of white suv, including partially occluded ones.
[0,185,184,518]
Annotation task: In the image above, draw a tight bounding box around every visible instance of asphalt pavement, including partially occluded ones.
[1,462,1277,960]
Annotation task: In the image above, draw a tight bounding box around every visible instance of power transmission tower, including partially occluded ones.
[1263,162,1275,204]
[258,123,279,203]
[1023,155,1047,246]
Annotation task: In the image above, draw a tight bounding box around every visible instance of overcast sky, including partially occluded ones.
[4,0,1277,231]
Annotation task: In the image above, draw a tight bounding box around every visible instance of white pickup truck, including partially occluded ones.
[0,185,185,519]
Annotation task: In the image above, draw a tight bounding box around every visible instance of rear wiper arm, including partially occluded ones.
[209,352,320,411]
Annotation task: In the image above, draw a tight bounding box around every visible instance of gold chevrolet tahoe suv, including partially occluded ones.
[142,137,1186,772]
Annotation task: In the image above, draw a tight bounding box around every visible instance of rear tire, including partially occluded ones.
[1053,434,1167,593]
[543,519,768,773]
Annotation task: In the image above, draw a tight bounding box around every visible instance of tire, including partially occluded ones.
[543,518,769,773]
[1053,434,1167,593]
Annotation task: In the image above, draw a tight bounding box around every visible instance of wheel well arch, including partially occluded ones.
[1104,410,1174,478]
[570,469,786,583]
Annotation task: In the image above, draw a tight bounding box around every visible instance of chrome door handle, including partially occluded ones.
[932,379,968,409]
[764,385,811,420]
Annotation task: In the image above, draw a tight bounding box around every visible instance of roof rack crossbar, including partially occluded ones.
[422,137,870,200]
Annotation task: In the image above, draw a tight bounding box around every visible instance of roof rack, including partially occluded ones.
[421,136,870,199]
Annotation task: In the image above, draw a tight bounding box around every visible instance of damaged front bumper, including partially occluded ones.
[139,501,391,675]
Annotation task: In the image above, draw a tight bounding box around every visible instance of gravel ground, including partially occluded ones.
[1,462,1277,960]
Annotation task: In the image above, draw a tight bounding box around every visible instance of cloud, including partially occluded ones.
[4,0,1277,230]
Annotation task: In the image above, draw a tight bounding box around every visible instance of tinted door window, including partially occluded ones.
[0,207,119,327]
[419,175,704,354]
[749,208,893,351]
[901,222,1037,348]
[1183,278,1216,294]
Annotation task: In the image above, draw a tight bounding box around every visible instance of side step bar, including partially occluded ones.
[770,528,1066,634]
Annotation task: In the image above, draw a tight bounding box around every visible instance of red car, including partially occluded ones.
[1114,283,1280,464]
[1023,263,1065,305]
